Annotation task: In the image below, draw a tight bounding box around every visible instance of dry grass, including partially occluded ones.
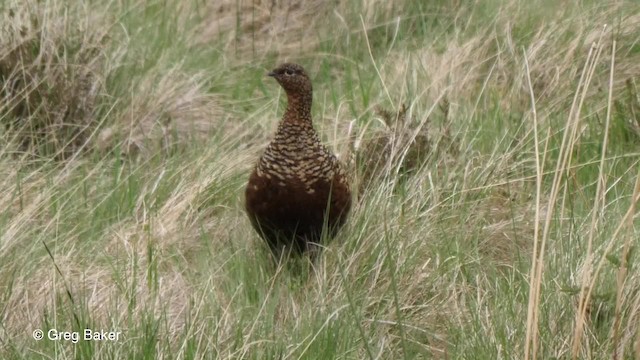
[0,0,106,159]
[194,0,331,61]
[355,104,432,195]
[0,1,231,161]
[1,0,639,359]
[96,69,226,157]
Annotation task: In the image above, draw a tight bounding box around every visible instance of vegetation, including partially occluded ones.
[0,0,639,358]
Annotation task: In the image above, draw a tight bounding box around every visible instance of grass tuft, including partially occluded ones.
[0,1,107,160]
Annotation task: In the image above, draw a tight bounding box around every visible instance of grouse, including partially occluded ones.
[245,63,351,259]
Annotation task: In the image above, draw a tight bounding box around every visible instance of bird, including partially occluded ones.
[244,63,351,260]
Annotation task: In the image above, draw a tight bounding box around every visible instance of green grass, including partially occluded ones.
[1,0,639,359]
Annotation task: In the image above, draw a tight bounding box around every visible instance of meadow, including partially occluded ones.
[0,0,639,358]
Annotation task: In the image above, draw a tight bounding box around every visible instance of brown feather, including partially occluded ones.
[245,63,351,258]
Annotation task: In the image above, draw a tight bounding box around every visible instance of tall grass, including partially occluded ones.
[0,0,639,359]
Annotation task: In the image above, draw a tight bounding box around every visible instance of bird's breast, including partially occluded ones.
[259,140,335,180]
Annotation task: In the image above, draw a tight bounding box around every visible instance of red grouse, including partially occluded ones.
[245,63,351,259]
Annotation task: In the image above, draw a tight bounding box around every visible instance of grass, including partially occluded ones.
[1,0,639,358]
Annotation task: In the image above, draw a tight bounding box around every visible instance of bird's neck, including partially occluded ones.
[283,92,312,124]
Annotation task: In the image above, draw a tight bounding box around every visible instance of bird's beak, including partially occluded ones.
[267,71,276,77]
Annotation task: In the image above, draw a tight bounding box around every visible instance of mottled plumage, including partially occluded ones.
[245,63,351,259]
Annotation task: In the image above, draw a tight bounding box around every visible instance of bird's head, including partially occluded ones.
[268,63,312,97]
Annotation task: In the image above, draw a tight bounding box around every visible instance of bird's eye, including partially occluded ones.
[284,69,294,76]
